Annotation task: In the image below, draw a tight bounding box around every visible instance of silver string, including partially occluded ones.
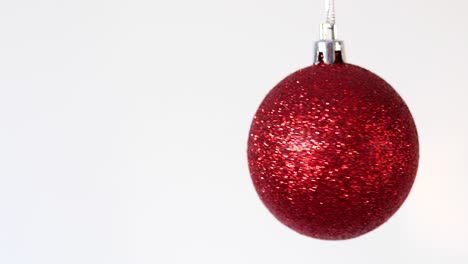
[325,0,336,25]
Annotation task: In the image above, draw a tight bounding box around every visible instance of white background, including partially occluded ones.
[0,0,467,263]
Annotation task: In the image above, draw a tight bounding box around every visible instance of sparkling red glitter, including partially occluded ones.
[247,63,419,240]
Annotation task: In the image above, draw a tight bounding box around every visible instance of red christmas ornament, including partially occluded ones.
[247,1,419,240]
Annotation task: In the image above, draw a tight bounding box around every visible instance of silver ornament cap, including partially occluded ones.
[313,0,345,64]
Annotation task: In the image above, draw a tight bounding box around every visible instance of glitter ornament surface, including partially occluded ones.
[247,63,419,240]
